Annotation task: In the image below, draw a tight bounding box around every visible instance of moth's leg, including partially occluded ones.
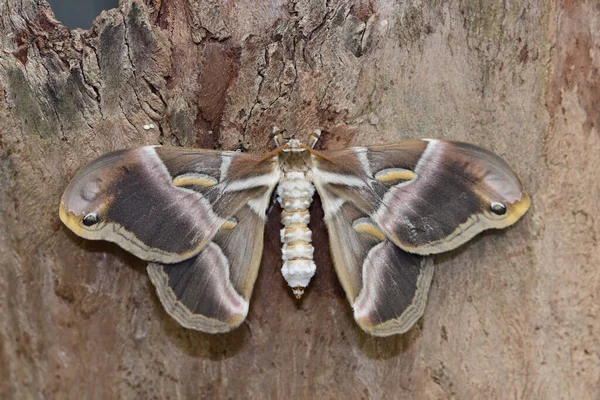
[271,126,285,147]
[308,129,322,149]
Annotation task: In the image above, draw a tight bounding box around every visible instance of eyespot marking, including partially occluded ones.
[490,202,507,215]
[82,212,99,227]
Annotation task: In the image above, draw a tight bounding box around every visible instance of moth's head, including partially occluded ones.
[59,151,127,238]
[285,138,303,149]
[271,127,321,150]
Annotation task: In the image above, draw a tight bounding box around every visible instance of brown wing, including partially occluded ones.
[314,139,530,255]
[315,196,433,336]
[147,199,269,332]
[59,146,280,263]
[310,139,529,335]
[60,146,280,332]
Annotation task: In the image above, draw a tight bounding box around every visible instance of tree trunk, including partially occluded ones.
[1,0,598,398]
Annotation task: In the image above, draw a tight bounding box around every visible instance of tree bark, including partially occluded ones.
[1,0,598,398]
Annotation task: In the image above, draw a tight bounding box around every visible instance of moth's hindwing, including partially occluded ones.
[311,139,529,336]
[147,203,270,332]
[317,197,434,336]
[60,146,280,332]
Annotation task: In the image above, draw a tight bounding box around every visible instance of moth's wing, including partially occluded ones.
[311,193,433,336]
[147,201,268,332]
[60,146,280,263]
[310,139,528,335]
[314,139,530,255]
[60,146,280,333]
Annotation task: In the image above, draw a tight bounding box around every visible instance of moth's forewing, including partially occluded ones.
[60,147,234,263]
[317,140,530,255]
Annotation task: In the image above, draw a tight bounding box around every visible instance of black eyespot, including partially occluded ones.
[82,213,99,226]
[490,202,507,215]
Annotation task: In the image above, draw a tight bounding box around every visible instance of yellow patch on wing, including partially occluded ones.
[353,220,386,241]
[375,168,416,183]
[58,203,88,237]
[219,218,238,231]
[505,192,531,225]
[173,173,218,187]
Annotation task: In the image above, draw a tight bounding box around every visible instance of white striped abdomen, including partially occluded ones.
[277,171,316,298]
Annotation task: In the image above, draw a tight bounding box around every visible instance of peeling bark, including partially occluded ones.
[1,0,598,398]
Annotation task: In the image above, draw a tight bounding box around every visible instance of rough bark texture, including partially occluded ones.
[1,0,598,398]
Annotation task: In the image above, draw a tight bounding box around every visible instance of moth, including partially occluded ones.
[59,131,530,336]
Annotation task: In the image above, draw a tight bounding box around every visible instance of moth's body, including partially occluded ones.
[59,134,530,336]
[276,139,317,297]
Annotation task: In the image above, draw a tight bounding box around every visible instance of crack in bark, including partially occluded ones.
[143,76,167,111]
[120,5,162,131]
[38,61,67,140]
[81,39,105,120]
[121,9,146,122]
[241,49,267,141]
